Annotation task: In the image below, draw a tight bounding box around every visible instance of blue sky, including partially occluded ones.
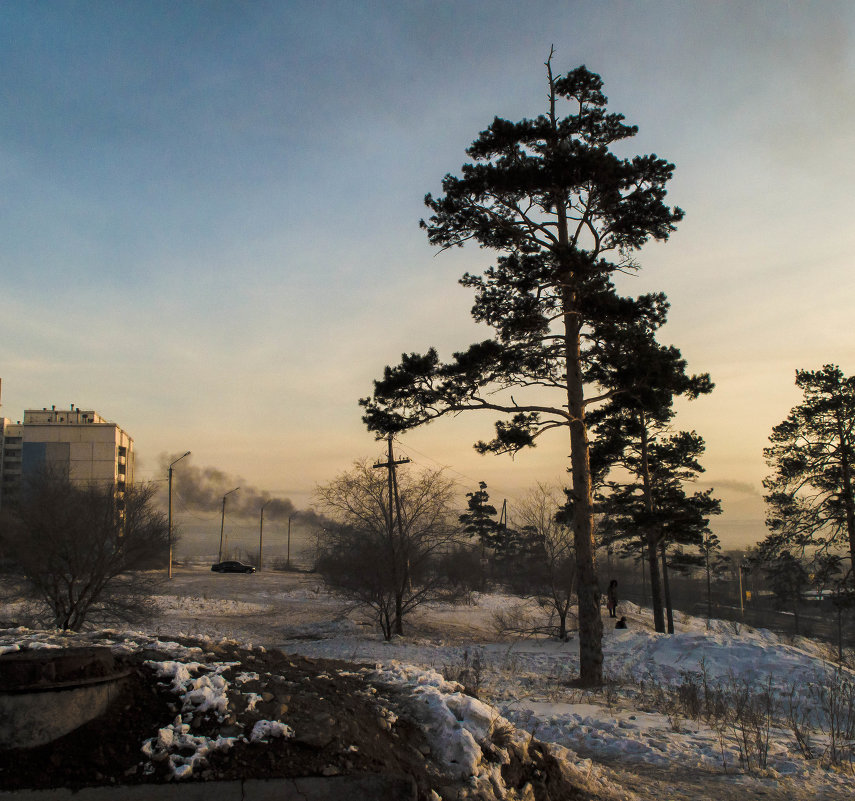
[2,1,854,547]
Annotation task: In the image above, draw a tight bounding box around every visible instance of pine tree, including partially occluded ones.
[459,481,499,556]
[763,365,855,585]
[361,52,683,686]
[764,549,810,634]
[587,299,715,632]
[699,529,730,623]
[596,432,720,632]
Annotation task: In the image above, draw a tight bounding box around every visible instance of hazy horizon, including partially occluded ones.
[2,1,853,549]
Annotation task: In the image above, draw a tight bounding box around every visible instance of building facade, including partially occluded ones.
[0,405,134,510]
[0,420,23,507]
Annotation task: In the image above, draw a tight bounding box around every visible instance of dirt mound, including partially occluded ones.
[0,636,598,801]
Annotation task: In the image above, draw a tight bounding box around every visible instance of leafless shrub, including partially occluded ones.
[493,603,543,638]
[727,673,777,772]
[812,666,855,769]
[675,670,703,722]
[785,685,816,760]
[778,666,855,770]
[442,649,485,698]
[602,679,619,710]
[1,471,168,631]
[489,718,516,748]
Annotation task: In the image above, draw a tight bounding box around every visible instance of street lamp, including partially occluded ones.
[259,499,272,571]
[218,487,240,563]
[167,451,191,579]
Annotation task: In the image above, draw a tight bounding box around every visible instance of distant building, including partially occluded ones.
[0,403,134,511]
[0,419,23,508]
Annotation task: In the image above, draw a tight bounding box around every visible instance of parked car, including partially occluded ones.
[211,560,256,574]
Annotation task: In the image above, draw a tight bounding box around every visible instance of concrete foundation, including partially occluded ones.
[0,647,130,750]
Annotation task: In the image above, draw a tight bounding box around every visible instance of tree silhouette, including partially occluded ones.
[763,365,855,585]
[588,298,714,632]
[314,460,459,638]
[459,481,498,556]
[361,52,683,685]
[1,470,168,631]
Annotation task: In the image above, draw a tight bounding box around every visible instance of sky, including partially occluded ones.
[1,1,854,549]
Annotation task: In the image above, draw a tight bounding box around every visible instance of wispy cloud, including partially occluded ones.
[708,479,761,496]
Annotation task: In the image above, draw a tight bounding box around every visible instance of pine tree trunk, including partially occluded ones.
[660,539,674,634]
[836,411,855,576]
[640,537,649,607]
[705,551,712,623]
[564,295,603,687]
[639,418,666,632]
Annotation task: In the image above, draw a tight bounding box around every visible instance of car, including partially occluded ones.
[211,560,256,574]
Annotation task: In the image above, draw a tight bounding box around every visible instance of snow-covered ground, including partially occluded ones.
[3,568,854,799]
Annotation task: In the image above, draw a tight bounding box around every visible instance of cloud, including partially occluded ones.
[708,479,761,496]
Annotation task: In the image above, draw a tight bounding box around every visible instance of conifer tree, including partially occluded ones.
[699,531,730,623]
[763,365,855,586]
[459,481,499,555]
[764,549,810,634]
[587,297,715,632]
[361,52,683,685]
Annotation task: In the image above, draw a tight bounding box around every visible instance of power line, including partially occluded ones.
[390,435,529,505]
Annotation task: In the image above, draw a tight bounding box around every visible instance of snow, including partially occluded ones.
[249,720,294,742]
[141,719,239,780]
[2,579,854,798]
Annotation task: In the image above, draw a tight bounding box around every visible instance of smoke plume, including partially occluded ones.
[158,453,319,523]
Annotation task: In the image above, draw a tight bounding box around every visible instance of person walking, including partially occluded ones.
[606,579,618,618]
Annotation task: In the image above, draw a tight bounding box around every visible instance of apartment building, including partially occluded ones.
[0,419,23,507]
[0,404,134,510]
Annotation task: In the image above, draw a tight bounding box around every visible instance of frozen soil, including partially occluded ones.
[0,631,599,801]
[0,639,435,794]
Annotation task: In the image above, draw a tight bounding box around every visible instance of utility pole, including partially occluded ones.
[167,451,191,579]
[259,499,271,571]
[218,487,240,563]
[287,515,292,568]
[373,435,410,633]
[373,435,410,540]
[738,558,745,619]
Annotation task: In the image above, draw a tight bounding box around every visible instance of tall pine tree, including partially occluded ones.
[587,296,715,632]
[361,52,683,685]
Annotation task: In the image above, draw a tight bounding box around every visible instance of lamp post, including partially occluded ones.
[218,487,240,563]
[167,451,191,579]
[259,499,271,571]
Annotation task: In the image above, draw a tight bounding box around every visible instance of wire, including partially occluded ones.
[390,434,529,507]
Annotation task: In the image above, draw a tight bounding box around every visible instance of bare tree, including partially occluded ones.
[511,484,577,641]
[0,470,168,631]
[314,459,461,639]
